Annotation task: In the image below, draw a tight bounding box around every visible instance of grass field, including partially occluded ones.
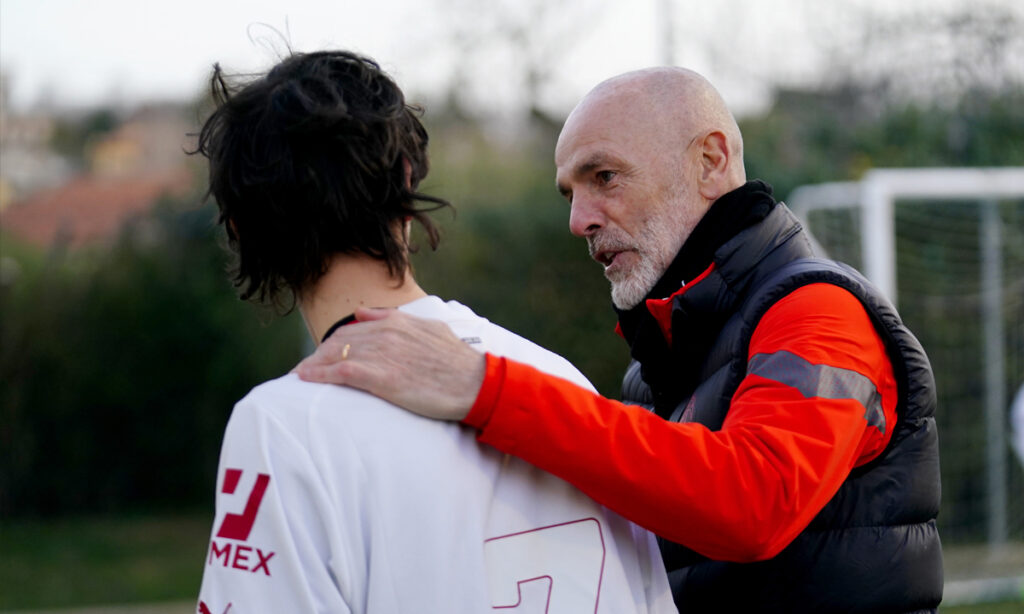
[0,513,209,611]
[1,513,1021,612]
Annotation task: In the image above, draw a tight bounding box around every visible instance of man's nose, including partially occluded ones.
[568,196,604,238]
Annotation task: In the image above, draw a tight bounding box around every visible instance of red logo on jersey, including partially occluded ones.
[208,541,275,575]
[216,468,270,541]
[209,468,275,576]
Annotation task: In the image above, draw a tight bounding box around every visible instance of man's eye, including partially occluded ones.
[596,170,616,184]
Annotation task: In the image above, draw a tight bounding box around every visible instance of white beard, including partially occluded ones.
[593,200,697,310]
[609,251,664,310]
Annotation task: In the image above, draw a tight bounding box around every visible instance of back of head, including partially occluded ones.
[196,50,450,310]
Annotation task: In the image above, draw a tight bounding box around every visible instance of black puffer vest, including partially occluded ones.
[619,183,943,613]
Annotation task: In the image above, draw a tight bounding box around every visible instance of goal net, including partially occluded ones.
[789,168,1024,605]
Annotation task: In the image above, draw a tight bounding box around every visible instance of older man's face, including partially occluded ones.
[554,90,705,310]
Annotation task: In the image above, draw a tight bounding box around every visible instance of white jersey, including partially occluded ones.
[197,296,674,614]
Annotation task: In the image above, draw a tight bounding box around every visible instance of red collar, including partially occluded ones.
[615,263,716,346]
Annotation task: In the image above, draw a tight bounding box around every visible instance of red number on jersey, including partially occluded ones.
[484,518,606,613]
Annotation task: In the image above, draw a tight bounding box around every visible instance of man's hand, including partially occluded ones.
[295,308,485,421]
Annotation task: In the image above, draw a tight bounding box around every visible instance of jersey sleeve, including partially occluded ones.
[197,396,352,614]
[463,284,896,562]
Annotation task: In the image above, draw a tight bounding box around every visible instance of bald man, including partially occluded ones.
[298,67,943,612]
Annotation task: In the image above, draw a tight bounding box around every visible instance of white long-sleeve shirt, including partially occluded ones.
[197,296,674,614]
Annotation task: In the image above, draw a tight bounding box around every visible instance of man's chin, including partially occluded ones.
[608,262,665,310]
[610,281,647,311]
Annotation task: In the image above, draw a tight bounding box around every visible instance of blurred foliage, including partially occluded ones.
[742,86,1024,199]
[0,199,304,518]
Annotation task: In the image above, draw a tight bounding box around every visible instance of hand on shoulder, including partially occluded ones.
[296,307,484,421]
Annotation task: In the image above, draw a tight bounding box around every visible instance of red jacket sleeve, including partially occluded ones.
[463,283,897,562]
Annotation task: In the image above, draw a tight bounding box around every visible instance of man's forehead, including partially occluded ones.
[554,125,614,177]
[556,93,652,166]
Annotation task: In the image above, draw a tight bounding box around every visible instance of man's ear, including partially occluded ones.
[696,131,732,201]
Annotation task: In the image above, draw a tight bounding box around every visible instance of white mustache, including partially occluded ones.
[587,231,636,259]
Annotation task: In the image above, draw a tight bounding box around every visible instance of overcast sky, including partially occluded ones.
[1,0,1019,119]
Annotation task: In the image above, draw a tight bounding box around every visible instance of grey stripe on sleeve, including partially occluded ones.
[747,350,886,433]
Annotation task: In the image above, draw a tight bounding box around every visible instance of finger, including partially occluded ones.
[294,354,319,372]
[297,362,352,385]
[305,329,367,365]
[300,360,385,395]
[298,342,341,367]
[354,306,394,322]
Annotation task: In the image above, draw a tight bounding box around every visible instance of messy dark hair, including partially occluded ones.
[194,50,450,309]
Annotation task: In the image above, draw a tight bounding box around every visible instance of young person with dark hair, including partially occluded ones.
[194,50,673,613]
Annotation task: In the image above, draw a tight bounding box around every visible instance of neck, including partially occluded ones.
[299,254,428,345]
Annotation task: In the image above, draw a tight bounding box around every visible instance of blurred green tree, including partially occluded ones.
[0,199,304,517]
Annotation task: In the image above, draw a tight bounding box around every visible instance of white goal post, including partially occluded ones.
[789,168,1024,304]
